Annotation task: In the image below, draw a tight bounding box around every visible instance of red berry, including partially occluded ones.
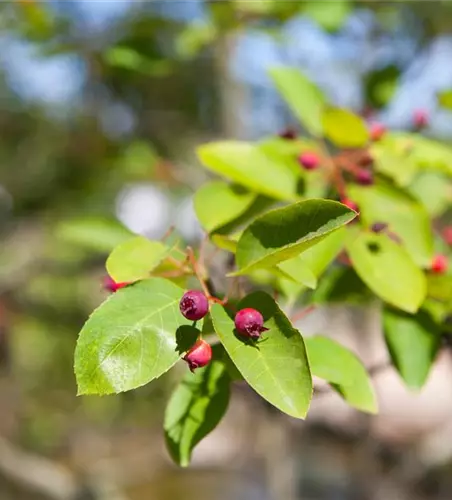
[341,197,359,212]
[179,290,209,321]
[279,127,297,140]
[355,169,374,185]
[442,226,452,245]
[369,122,386,141]
[234,308,268,339]
[103,276,129,293]
[431,254,448,274]
[184,339,212,372]
[298,151,320,170]
[413,109,428,129]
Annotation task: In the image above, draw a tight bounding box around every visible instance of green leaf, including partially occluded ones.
[348,184,433,267]
[75,279,196,395]
[197,141,298,201]
[437,89,452,110]
[232,199,356,275]
[268,67,326,136]
[56,217,133,254]
[277,228,347,297]
[211,233,239,253]
[210,292,312,418]
[322,108,369,148]
[383,308,440,390]
[305,336,377,413]
[106,237,169,282]
[303,0,351,32]
[164,351,230,467]
[371,141,418,186]
[194,181,256,233]
[346,232,426,313]
[408,171,452,217]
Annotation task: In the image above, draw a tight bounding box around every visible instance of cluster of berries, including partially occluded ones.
[179,290,268,372]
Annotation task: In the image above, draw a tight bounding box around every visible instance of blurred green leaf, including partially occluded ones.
[303,0,351,31]
[104,47,172,77]
[164,351,230,467]
[269,67,326,136]
[211,292,312,418]
[75,279,195,395]
[322,108,369,148]
[194,181,256,233]
[365,65,400,108]
[175,22,217,59]
[232,200,356,275]
[371,140,419,186]
[197,141,299,201]
[348,184,433,267]
[278,258,317,290]
[56,217,133,254]
[346,232,426,313]
[437,89,452,110]
[408,171,452,217]
[305,336,377,413]
[383,308,440,390]
[106,237,169,283]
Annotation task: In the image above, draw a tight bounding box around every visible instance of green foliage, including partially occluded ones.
[75,279,198,395]
[269,67,326,136]
[106,237,169,282]
[383,308,440,389]
[211,293,312,419]
[233,199,356,275]
[69,60,452,468]
[322,108,369,148]
[164,349,230,467]
[303,0,351,32]
[346,232,426,313]
[305,336,377,413]
[197,141,299,200]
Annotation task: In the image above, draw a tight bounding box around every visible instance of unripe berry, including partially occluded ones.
[234,308,268,339]
[442,226,452,245]
[279,127,297,140]
[183,339,212,372]
[413,109,428,129]
[179,290,209,321]
[341,197,359,213]
[298,151,320,170]
[371,222,388,233]
[369,122,386,141]
[103,276,129,293]
[355,169,374,186]
[431,254,448,274]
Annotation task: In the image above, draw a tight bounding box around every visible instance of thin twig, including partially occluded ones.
[290,304,316,324]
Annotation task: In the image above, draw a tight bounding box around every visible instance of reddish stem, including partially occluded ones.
[290,304,316,324]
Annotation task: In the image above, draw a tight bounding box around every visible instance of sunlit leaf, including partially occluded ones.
[322,108,369,148]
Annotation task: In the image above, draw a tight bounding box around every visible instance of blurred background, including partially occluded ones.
[2,1,452,499]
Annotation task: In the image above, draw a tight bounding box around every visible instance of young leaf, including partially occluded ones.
[348,184,433,267]
[164,351,230,467]
[268,67,326,136]
[346,232,426,313]
[197,141,298,201]
[75,278,197,395]
[106,237,169,283]
[322,108,369,148]
[194,181,256,233]
[303,0,351,32]
[305,336,377,414]
[232,199,356,275]
[210,292,312,419]
[383,308,440,390]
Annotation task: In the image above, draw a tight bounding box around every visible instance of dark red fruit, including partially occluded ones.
[179,290,209,321]
[234,308,268,339]
[298,151,320,170]
[413,109,428,129]
[341,197,359,212]
[355,169,374,185]
[442,226,452,245]
[184,339,212,372]
[279,127,297,140]
[103,276,129,293]
[371,222,388,233]
[431,254,448,274]
[369,122,386,142]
